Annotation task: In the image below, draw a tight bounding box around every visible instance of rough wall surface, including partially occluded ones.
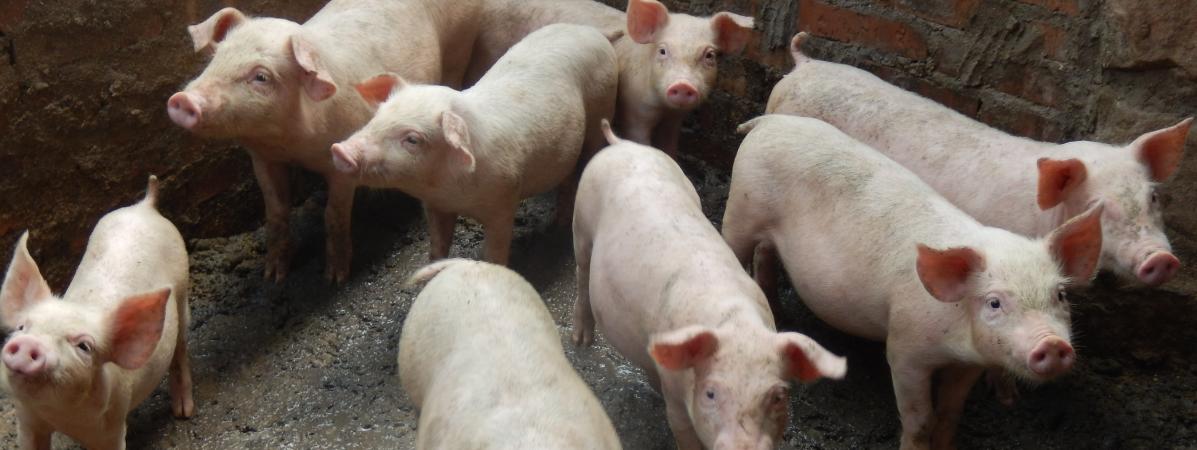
[0,0,326,286]
[1,0,1195,285]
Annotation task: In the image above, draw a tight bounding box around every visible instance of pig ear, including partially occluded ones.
[777,332,847,383]
[354,73,407,108]
[710,12,755,55]
[441,111,477,173]
[1036,158,1088,210]
[626,0,670,44]
[0,232,52,330]
[1131,117,1192,182]
[107,288,171,370]
[915,244,985,303]
[188,7,247,53]
[1047,202,1104,283]
[649,326,718,371]
[291,35,338,102]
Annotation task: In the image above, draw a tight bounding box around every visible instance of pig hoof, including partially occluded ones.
[324,265,350,285]
[173,395,195,419]
[571,327,593,348]
[264,260,290,283]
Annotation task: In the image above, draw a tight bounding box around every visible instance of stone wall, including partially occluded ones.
[1,0,1195,287]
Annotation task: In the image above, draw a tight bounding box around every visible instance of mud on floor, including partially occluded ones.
[0,155,1194,449]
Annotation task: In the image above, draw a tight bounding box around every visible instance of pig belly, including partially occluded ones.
[772,231,889,342]
[587,235,659,373]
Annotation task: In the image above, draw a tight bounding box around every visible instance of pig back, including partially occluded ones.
[398,260,619,449]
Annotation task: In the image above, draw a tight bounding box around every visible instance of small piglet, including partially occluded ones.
[0,176,192,449]
[723,115,1104,450]
[167,0,483,283]
[770,32,1190,288]
[467,0,755,156]
[573,122,845,450]
[331,24,618,264]
[399,259,621,450]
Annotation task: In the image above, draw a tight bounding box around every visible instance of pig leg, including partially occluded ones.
[753,242,783,311]
[170,292,194,418]
[614,100,659,147]
[555,178,577,228]
[323,177,356,284]
[930,365,983,450]
[986,369,1019,407]
[250,155,293,283]
[424,205,457,261]
[889,354,934,450]
[572,233,595,347]
[651,114,684,159]
[16,410,52,450]
[662,378,703,450]
[481,207,517,265]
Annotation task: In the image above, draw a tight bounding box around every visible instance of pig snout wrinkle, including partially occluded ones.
[1136,251,1179,287]
[3,337,50,377]
[1028,337,1074,378]
[167,92,203,130]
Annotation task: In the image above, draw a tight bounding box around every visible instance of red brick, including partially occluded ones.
[1034,21,1067,61]
[993,64,1061,108]
[798,0,929,60]
[979,105,1064,142]
[896,0,981,28]
[1015,0,1080,16]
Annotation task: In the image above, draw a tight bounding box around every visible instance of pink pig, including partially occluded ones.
[166,0,483,283]
[0,176,192,449]
[466,0,755,157]
[769,32,1191,288]
[572,121,846,450]
[722,115,1105,450]
[330,24,618,265]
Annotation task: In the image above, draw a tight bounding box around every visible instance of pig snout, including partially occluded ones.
[3,336,54,377]
[1027,337,1074,378]
[1135,251,1180,287]
[167,92,205,130]
[665,81,700,110]
[330,142,360,174]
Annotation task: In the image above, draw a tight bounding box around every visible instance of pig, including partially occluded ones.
[571,121,846,450]
[0,175,192,449]
[465,0,755,157]
[769,32,1191,289]
[166,0,484,283]
[399,258,622,449]
[330,24,618,265]
[721,115,1105,450]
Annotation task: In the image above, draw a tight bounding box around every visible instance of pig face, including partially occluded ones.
[167,8,337,139]
[1042,118,1190,287]
[916,205,1104,383]
[0,234,170,398]
[331,74,474,186]
[650,325,846,449]
[625,0,754,112]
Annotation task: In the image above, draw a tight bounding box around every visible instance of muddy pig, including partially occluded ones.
[399,259,621,449]
[572,121,846,450]
[0,176,192,449]
[167,0,484,283]
[769,32,1191,288]
[722,115,1105,450]
[331,24,618,264]
[465,0,754,157]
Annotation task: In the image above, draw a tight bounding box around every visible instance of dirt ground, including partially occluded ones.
[0,153,1194,450]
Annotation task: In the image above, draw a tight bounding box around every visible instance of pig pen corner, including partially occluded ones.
[1,0,1196,449]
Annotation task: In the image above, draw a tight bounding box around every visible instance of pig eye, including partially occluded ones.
[704,49,718,61]
[705,390,716,400]
[403,134,422,146]
[251,72,270,84]
[657,46,669,59]
[1057,291,1066,302]
[16,325,24,332]
[987,297,1001,310]
[76,342,91,353]
[1151,190,1159,204]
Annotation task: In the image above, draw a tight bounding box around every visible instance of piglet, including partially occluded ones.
[466,0,755,157]
[722,115,1104,450]
[572,121,845,450]
[167,0,484,283]
[399,259,621,449]
[331,24,618,264]
[770,32,1190,288]
[0,175,192,449]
